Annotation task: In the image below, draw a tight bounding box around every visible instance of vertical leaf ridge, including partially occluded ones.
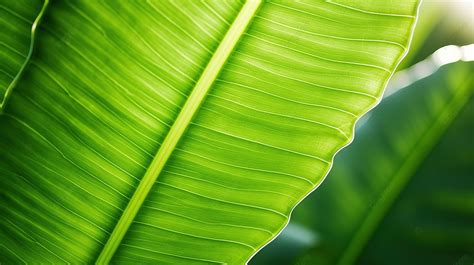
[95,0,263,263]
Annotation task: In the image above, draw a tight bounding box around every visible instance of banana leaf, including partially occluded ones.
[0,0,419,263]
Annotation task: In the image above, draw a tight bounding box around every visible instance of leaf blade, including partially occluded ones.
[0,1,420,263]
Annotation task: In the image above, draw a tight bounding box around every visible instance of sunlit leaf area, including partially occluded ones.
[0,0,472,264]
[251,1,474,264]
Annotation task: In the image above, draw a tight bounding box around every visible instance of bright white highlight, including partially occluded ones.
[461,44,474,61]
[432,45,463,65]
[386,44,474,97]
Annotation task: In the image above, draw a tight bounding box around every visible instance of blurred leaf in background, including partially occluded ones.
[354,69,474,265]
[399,0,474,69]
[250,1,474,264]
[296,60,474,265]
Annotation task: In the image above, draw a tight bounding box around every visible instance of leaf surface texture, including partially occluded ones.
[0,0,419,263]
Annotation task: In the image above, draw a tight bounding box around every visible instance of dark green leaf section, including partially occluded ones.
[358,89,474,265]
[0,0,43,100]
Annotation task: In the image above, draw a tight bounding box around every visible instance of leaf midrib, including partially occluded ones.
[96,0,263,263]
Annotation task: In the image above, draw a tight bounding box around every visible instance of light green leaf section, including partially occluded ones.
[0,0,419,264]
[97,1,262,262]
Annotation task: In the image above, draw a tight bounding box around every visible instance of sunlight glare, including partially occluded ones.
[433,45,463,65]
[461,44,474,61]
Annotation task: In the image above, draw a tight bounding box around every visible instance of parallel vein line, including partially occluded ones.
[119,243,224,264]
[133,221,257,250]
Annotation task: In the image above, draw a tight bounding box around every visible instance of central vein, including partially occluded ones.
[96,0,262,263]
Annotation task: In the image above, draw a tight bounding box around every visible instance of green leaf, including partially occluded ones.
[251,59,474,265]
[357,87,474,265]
[0,0,419,263]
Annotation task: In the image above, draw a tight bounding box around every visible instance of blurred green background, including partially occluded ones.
[250,1,474,265]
